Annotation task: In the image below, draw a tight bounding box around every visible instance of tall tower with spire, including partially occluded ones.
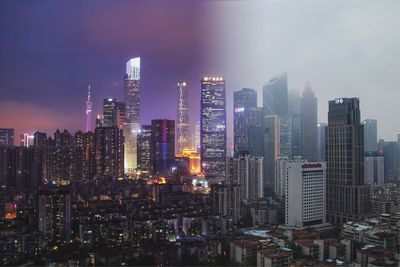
[176,81,190,154]
[85,85,92,132]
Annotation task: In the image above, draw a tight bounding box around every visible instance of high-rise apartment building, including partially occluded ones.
[226,154,263,203]
[210,181,240,223]
[124,58,141,174]
[285,161,326,227]
[95,127,124,179]
[362,119,378,154]
[176,81,190,154]
[0,146,44,189]
[233,88,263,157]
[0,129,14,146]
[301,83,318,161]
[151,119,175,176]
[200,77,226,180]
[326,98,371,225]
[38,187,71,243]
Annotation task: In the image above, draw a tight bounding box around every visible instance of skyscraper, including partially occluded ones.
[0,129,14,146]
[95,127,124,179]
[125,57,140,123]
[263,73,288,117]
[263,73,291,160]
[326,98,371,225]
[124,58,141,174]
[0,146,44,189]
[301,83,318,161]
[194,121,201,153]
[364,154,384,185]
[176,81,190,155]
[85,85,93,132]
[151,119,175,176]
[264,115,280,192]
[288,89,302,158]
[226,154,263,203]
[137,125,152,177]
[233,88,263,157]
[317,123,326,162]
[103,98,119,127]
[200,77,226,180]
[38,187,71,243]
[362,119,378,154]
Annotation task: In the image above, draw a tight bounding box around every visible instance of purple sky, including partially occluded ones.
[0,0,219,142]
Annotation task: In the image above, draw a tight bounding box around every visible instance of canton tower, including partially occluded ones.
[85,85,92,132]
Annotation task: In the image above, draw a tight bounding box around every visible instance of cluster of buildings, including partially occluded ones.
[0,57,400,266]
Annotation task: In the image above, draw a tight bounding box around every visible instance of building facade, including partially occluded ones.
[285,161,326,228]
[176,81,190,155]
[95,127,124,179]
[200,77,226,180]
[226,154,263,203]
[233,88,263,157]
[151,119,175,176]
[124,58,141,174]
[301,84,318,161]
[326,98,371,225]
[362,119,378,154]
[0,128,14,146]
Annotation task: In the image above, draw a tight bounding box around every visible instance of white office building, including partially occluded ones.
[285,161,326,228]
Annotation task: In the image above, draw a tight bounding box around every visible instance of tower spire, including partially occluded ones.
[87,85,91,101]
[85,84,93,132]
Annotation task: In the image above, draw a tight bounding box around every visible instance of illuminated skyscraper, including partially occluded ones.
[151,119,175,176]
[326,98,371,225]
[200,77,226,180]
[301,83,318,161]
[103,98,119,127]
[125,57,140,123]
[176,81,190,154]
[85,85,93,132]
[137,125,152,176]
[194,121,201,152]
[124,58,141,174]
